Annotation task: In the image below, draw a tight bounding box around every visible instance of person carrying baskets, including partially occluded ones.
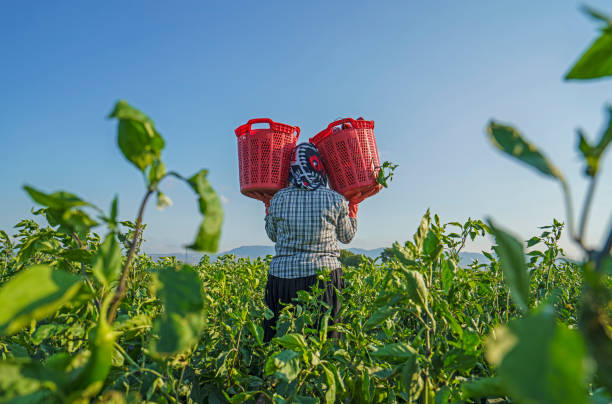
[262,142,366,342]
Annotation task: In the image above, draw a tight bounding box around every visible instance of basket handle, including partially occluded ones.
[235,118,300,137]
[327,118,358,131]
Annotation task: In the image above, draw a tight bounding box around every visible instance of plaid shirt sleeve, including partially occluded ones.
[336,202,357,244]
[265,214,277,242]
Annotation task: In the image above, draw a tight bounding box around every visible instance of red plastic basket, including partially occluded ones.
[235,118,300,201]
[310,118,381,201]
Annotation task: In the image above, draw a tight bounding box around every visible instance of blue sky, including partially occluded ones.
[2,1,612,257]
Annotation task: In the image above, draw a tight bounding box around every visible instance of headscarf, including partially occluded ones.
[288,143,328,190]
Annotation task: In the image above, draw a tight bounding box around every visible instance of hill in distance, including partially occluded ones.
[150,245,489,267]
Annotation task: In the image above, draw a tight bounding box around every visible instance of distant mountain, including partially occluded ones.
[149,246,488,267]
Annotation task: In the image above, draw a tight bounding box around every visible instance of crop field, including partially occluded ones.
[1,6,612,404]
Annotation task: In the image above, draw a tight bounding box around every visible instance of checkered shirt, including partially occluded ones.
[265,186,357,279]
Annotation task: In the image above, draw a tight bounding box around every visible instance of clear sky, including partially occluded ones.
[2,1,612,257]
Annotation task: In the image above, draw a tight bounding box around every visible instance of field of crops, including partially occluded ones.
[2,6,612,404]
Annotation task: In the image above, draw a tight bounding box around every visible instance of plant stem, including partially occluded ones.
[108,188,154,323]
[595,219,612,272]
[578,175,598,244]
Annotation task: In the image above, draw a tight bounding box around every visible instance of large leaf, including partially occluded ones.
[108,100,165,172]
[150,266,205,355]
[91,233,122,288]
[23,186,89,210]
[274,333,308,353]
[0,265,84,336]
[413,209,431,254]
[402,268,431,315]
[264,349,301,382]
[487,121,564,182]
[371,342,416,364]
[184,169,223,252]
[566,7,612,80]
[486,306,588,404]
[23,186,98,235]
[488,220,530,312]
[321,364,336,404]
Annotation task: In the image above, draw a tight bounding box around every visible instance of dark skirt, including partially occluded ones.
[263,268,344,343]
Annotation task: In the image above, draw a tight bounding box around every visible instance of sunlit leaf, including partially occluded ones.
[488,220,530,312]
[566,7,612,80]
[371,342,416,364]
[486,306,588,404]
[91,233,122,288]
[150,266,205,355]
[108,100,165,172]
[184,169,223,252]
[487,121,564,182]
[0,265,84,336]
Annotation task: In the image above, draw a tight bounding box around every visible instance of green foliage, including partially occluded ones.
[486,306,588,404]
[149,266,205,355]
[487,121,565,182]
[566,7,612,80]
[91,233,122,288]
[184,169,224,252]
[0,265,84,336]
[108,100,165,173]
[576,107,612,177]
[488,220,530,312]
[375,161,399,188]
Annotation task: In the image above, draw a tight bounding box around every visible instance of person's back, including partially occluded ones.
[265,186,356,279]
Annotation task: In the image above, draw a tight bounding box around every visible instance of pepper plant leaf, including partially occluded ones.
[108,100,165,172]
[0,265,84,336]
[566,7,612,80]
[91,233,122,288]
[488,220,530,312]
[487,121,565,182]
[486,306,588,404]
[149,265,205,355]
[184,169,223,252]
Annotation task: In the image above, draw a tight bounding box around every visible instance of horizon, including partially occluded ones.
[3,1,612,261]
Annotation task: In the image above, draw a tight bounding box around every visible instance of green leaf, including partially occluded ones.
[566,11,612,80]
[441,260,454,293]
[486,306,588,404]
[184,169,223,252]
[274,333,308,352]
[576,109,612,177]
[364,304,397,330]
[148,159,167,186]
[31,323,69,345]
[321,364,336,404]
[423,230,442,261]
[401,268,431,316]
[487,121,565,182]
[443,349,478,373]
[150,266,205,355]
[264,349,301,382]
[488,220,530,312]
[23,186,99,235]
[461,377,507,400]
[0,265,84,336]
[413,209,431,253]
[371,342,416,364]
[108,100,165,172]
[23,186,89,210]
[91,233,122,288]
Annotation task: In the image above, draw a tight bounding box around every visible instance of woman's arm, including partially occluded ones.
[336,201,357,244]
[265,213,277,242]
